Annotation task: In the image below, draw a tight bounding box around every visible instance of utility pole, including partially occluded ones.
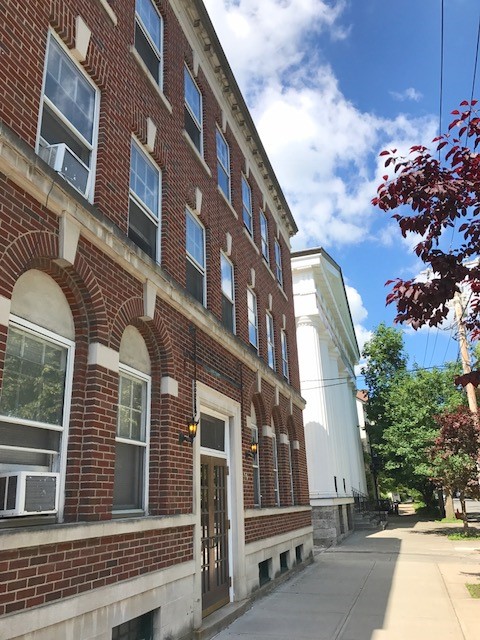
[453,291,477,414]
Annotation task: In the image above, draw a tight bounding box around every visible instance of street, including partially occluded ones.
[213,505,480,640]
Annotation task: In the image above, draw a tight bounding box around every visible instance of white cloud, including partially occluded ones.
[390,87,423,102]
[204,0,437,251]
[345,284,372,354]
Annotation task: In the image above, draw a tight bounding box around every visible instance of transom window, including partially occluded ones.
[186,210,206,305]
[216,129,231,200]
[184,66,203,154]
[260,211,269,263]
[135,0,163,85]
[221,253,235,333]
[128,140,161,262]
[281,330,289,381]
[266,312,275,370]
[242,176,253,234]
[274,239,283,287]
[113,366,150,512]
[0,318,73,476]
[38,35,99,200]
[247,289,258,350]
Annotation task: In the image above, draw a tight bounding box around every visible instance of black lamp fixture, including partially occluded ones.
[245,439,258,459]
[179,417,198,445]
[179,325,199,446]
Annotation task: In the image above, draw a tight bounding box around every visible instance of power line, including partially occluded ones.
[438,0,445,146]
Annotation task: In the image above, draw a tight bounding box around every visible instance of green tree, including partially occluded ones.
[431,406,480,529]
[380,364,465,507]
[361,323,407,447]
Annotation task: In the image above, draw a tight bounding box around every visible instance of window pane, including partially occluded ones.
[134,22,160,82]
[247,291,258,348]
[186,259,204,305]
[130,142,159,217]
[117,374,146,442]
[221,255,233,300]
[45,38,95,144]
[200,414,225,451]
[185,108,201,152]
[0,327,67,426]
[186,212,204,267]
[222,296,234,332]
[184,68,201,124]
[242,177,252,232]
[136,0,161,51]
[260,212,269,262]
[113,441,143,510]
[275,240,283,285]
[128,198,157,260]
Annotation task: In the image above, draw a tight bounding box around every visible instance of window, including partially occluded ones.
[272,431,280,506]
[128,140,161,261]
[216,129,230,200]
[260,211,269,263]
[281,330,289,381]
[251,406,261,507]
[112,611,154,640]
[184,66,202,154]
[247,289,258,350]
[113,366,150,512]
[186,210,206,305]
[134,0,163,85]
[0,318,73,483]
[38,35,99,200]
[274,239,283,287]
[221,254,235,332]
[242,176,253,234]
[266,312,275,370]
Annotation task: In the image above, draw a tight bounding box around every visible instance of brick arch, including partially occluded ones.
[250,392,267,429]
[0,230,108,342]
[109,297,176,380]
[271,404,287,435]
[286,414,297,442]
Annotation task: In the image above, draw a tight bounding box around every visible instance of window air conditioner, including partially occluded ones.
[0,472,60,517]
[39,142,90,196]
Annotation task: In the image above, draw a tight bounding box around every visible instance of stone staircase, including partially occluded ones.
[354,510,388,531]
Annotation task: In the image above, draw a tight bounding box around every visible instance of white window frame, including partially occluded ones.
[274,238,283,287]
[266,312,275,370]
[186,208,206,306]
[216,128,231,201]
[287,439,295,505]
[37,31,100,202]
[184,65,203,155]
[247,288,258,350]
[281,330,289,381]
[272,431,280,507]
[113,363,151,514]
[242,175,253,234]
[128,138,162,262]
[221,253,235,333]
[0,315,75,522]
[260,210,269,264]
[134,0,163,87]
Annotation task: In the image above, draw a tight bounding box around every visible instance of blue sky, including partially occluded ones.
[203,0,480,376]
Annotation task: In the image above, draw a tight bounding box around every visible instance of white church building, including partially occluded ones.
[292,248,368,545]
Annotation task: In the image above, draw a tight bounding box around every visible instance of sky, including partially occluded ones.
[203,0,480,379]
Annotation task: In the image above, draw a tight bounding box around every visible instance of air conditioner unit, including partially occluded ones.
[39,142,90,196]
[0,472,60,517]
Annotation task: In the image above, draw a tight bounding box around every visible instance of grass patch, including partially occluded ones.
[466,583,480,598]
[447,531,480,540]
[439,517,458,523]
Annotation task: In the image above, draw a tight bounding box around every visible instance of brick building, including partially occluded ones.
[0,1,312,638]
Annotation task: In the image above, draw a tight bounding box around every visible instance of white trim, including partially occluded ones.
[72,15,91,62]
[0,295,11,327]
[186,207,206,306]
[160,376,178,397]
[279,433,289,446]
[142,279,157,320]
[146,117,157,152]
[262,424,274,438]
[244,505,311,519]
[88,342,120,372]
[130,47,172,114]
[135,0,164,89]
[58,211,81,266]
[96,0,118,25]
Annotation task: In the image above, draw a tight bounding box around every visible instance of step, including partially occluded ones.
[194,600,251,640]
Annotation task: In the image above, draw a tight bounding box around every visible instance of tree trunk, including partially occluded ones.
[444,490,455,519]
[459,493,469,531]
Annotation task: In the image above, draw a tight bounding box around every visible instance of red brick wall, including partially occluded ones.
[244,510,312,545]
[0,525,193,616]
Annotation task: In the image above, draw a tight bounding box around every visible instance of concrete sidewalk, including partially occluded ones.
[213,510,480,640]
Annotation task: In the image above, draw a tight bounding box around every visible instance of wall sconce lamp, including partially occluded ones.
[179,417,198,445]
[245,440,258,459]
